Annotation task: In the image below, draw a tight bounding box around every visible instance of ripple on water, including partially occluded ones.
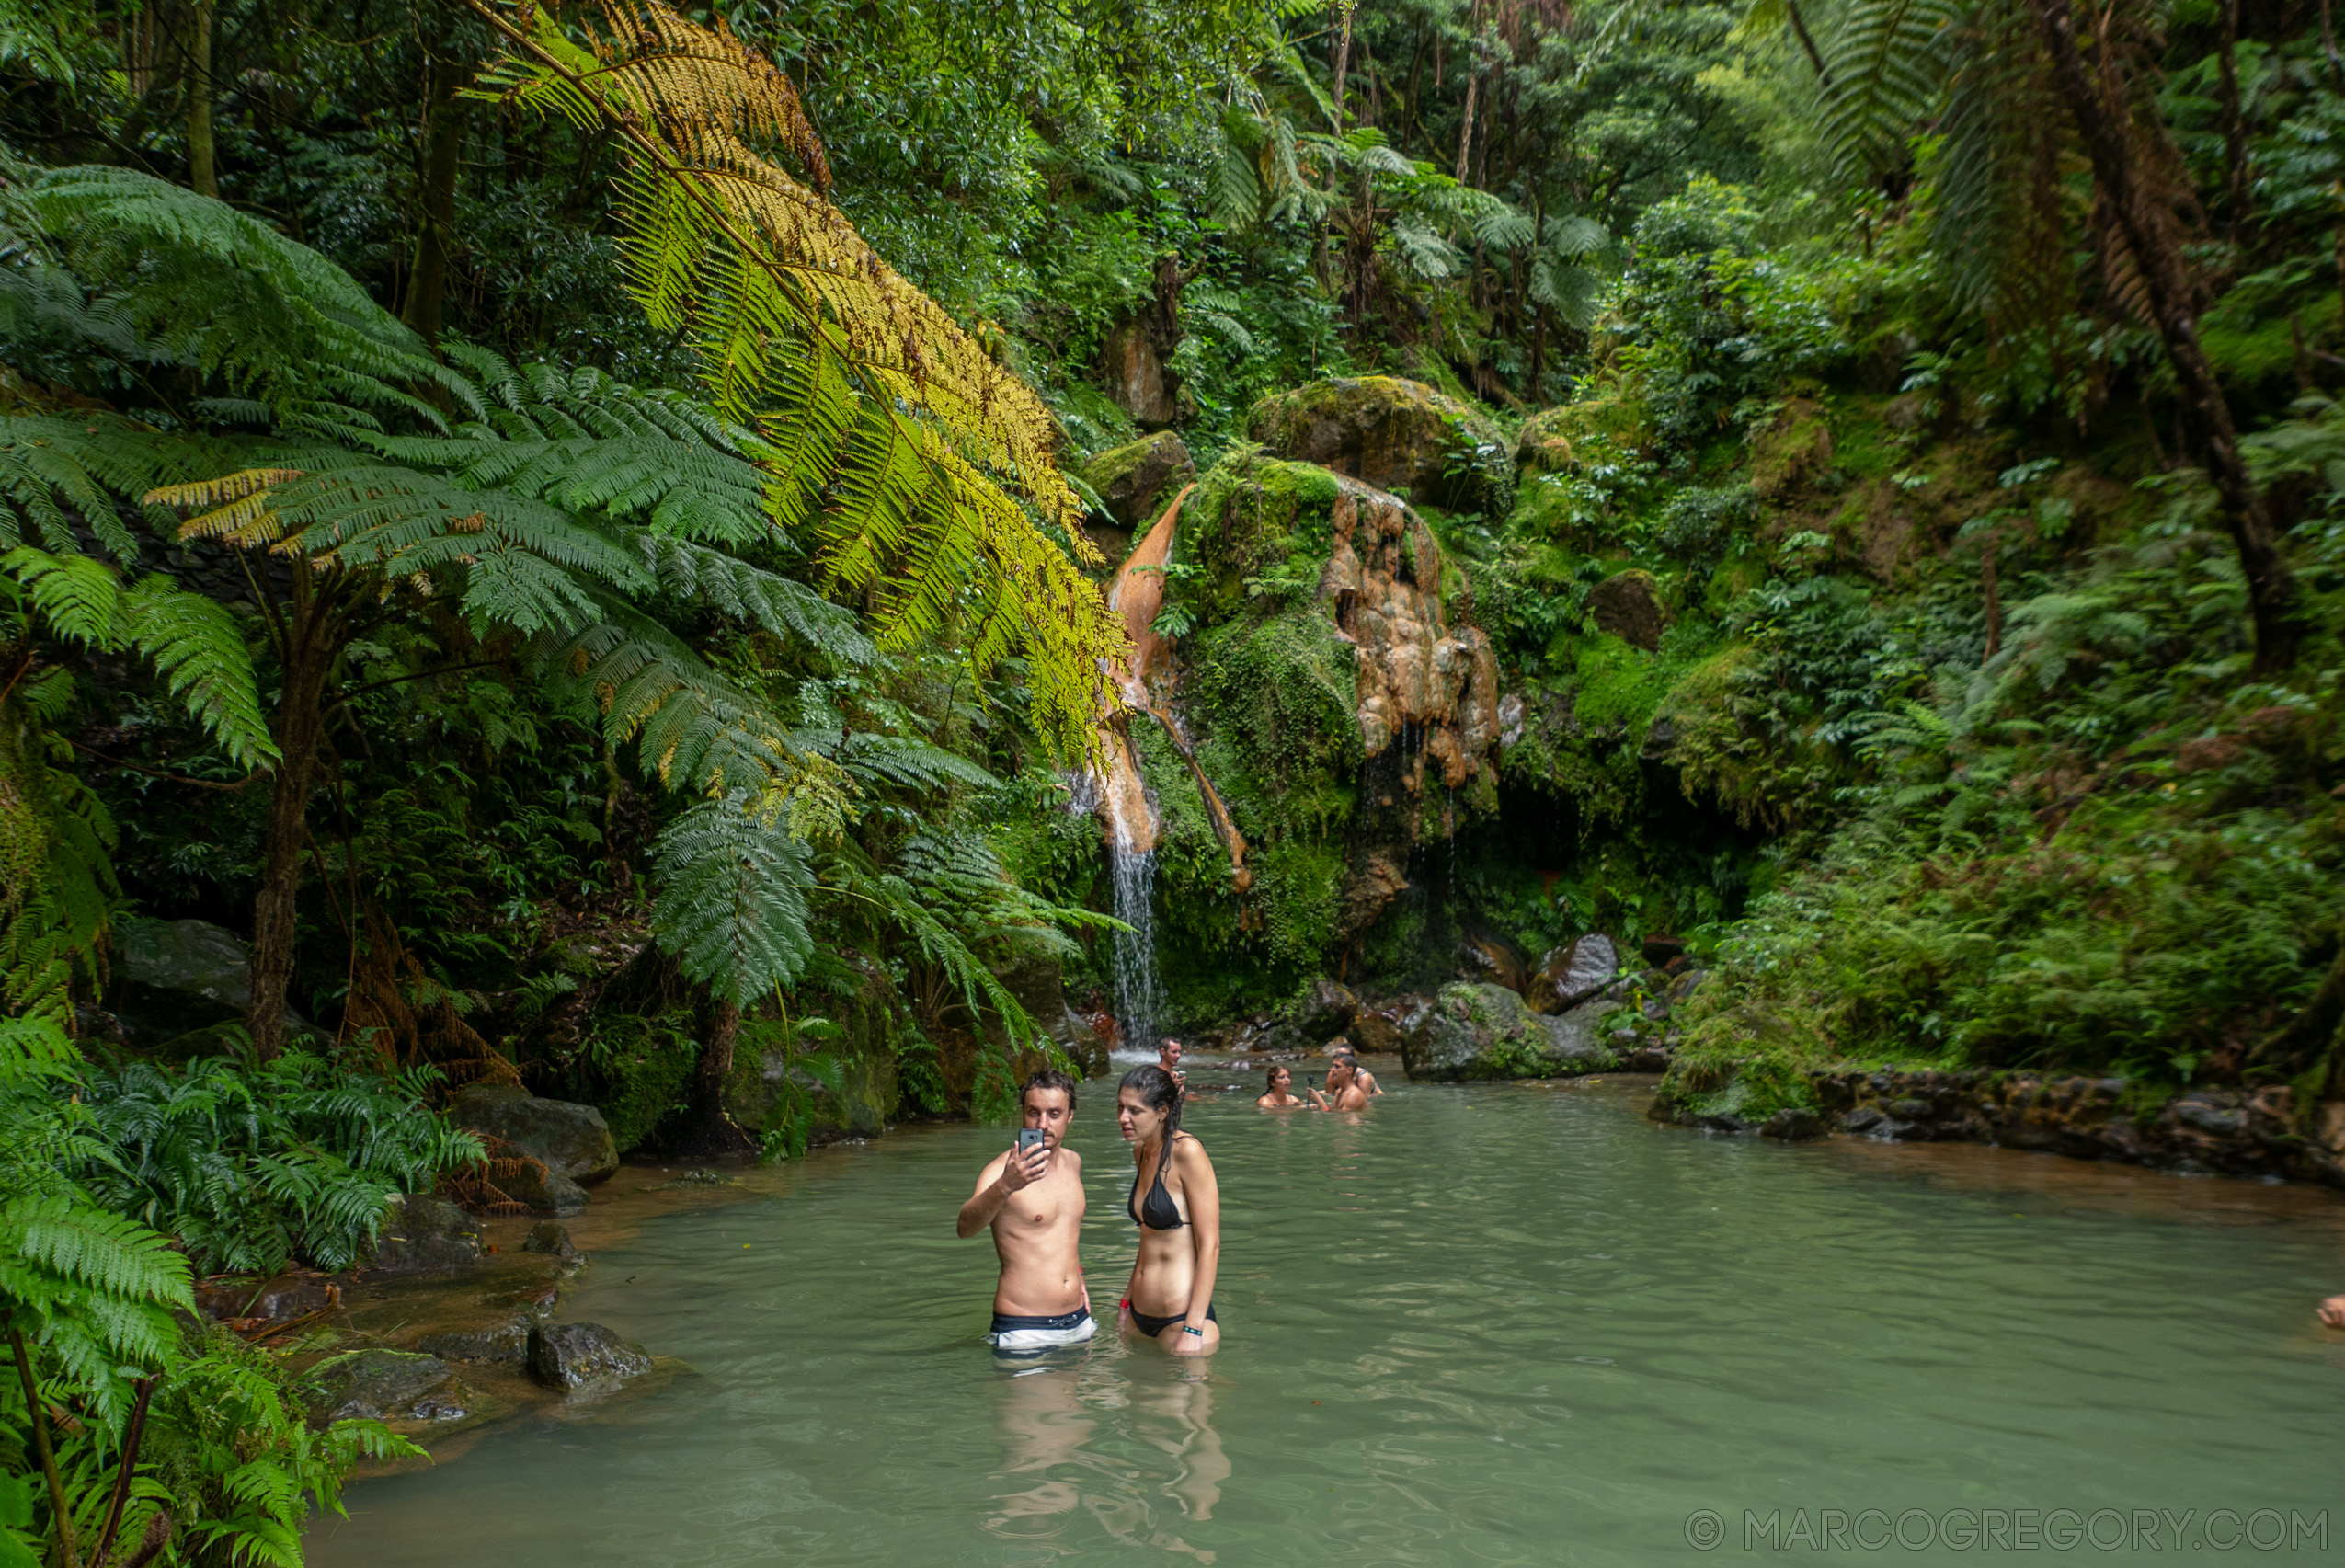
[309,1069,2345,1567]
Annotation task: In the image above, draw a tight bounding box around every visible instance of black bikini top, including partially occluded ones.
[1129,1135,1190,1230]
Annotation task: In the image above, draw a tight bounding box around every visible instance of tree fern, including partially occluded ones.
[464,0,1127,762]
[20,165,479,431]
[1818,0,1962,177]
[650,788,816,1006]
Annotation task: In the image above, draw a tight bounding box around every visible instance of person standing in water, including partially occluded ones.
[957,1069,1093,1352]
[1158,1036,1187,1090]
[1310,1057,1371,1112]
[1115,1065,1222,1355]
[1332,1044,1384,1097]
[1256,1064,1306,1108]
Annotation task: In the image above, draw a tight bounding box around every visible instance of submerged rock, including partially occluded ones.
[418,1315,534,1366]
[363,1195,483,1275]
[527,1322,652,1391]
[523,1220,580,1260]
[304,1350,475,1426]
[1246,376,1513,517]
[452,1085,619,1184]
[495,1160,588,1217]
[1403,982,1619,1082]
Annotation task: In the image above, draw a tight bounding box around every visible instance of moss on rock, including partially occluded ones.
[1246,376,1514,518]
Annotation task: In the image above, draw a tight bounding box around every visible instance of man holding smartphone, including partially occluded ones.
[956,1069,1094,1352]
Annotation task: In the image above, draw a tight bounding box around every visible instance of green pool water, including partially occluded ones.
[308,1068,2345,1565]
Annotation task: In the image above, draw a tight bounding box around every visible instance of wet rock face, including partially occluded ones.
[1403,982,1620,1082]
[305,1350,475,1426]
[527,1322,652,1391]
[364,1195,484,1274]
[1247,377,1513,517]
[1101,319,1180,426]
[1081,431,1195,532]
[452,1085,619,1184]
[1319,476,1502,789]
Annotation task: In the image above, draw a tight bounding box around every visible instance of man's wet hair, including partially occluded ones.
[1021,1069,1079,1111]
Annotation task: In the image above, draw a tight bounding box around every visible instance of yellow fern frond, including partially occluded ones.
[465,0,1126,762]
[148,467,302,547]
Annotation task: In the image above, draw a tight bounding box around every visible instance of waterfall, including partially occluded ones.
[1105,840,1163,1058]
[1068,763,1164,1057]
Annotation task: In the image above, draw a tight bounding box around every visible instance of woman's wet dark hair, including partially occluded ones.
[1264,1063,1289,1092]
[1120,1064,1184,1177]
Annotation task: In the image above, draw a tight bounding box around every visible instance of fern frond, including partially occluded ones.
[118,576,275,767]
[650,788,815,1005]
[1819,0,1962,177]
[23,166,482,429]
[468,0,1125,764]
[639,535,874,663]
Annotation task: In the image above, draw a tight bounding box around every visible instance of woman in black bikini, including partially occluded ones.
[1114,1064,1222,1355]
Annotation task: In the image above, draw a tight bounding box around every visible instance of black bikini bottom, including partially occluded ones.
[1129,1301,1218,1337]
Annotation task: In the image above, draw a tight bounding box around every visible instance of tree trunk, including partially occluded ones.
[1454,67,1479,183]
[185,0,216,197]
[245,572,339,1059]
[1330,0,1356,129]
[1981,529,2002,659]
[400,60,468,343]
[2214,0,2251,235]
[2031,0,2302,673]
[681,997,752,1154]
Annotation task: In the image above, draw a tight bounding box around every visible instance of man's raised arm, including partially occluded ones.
[956,1144,1043,1237]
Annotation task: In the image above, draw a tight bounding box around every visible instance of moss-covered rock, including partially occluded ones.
[1081,430,1195,532]
[571,1013,700,1154]
[1401,981,1618,1081]
[1246,376,1514,518]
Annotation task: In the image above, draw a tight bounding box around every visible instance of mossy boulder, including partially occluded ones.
[451,1084,619,1183]
[303,1350,480,1429]
[1245,376,1513,518]
[731,1022,899,1143]
[1402,982,1618,1082]
[572,1013,700,1153]
[1081,430,1195,532]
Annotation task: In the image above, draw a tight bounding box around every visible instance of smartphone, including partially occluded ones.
[1016,1128,1047,1158]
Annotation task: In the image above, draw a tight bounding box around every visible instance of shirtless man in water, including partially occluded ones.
[957,1070,1094,1352]
[1310,1057,1371,1112]
[1330,1041,1384,1097]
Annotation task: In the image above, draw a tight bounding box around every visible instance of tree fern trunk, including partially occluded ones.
[246,573,339,1060]
[185,0,216,198]
[2031,0,2302,674]
[682,997,750,1154]
[401,58,469,344]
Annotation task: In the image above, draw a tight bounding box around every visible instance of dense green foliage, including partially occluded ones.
[10,0,2345,1550]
